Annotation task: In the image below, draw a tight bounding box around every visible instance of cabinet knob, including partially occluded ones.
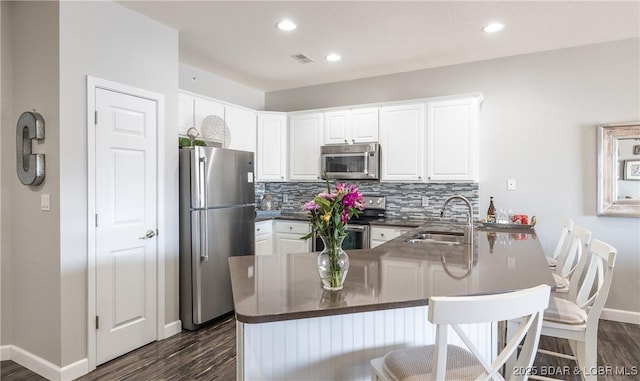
[281,176,284,179]
[352,139,355,144]
[289,226,293,230]
[257,228,261,231]
[344,139,348,143]
[381,233,385,237]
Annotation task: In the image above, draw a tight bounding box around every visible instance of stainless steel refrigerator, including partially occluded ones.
[179,146,255,330]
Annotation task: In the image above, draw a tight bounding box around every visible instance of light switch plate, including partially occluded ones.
[41,194,51,211]
[283,194,289,202]
[507,178,517,191]
[421,196,429,207]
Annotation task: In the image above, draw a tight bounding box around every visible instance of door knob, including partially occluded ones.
[139,230,156,239]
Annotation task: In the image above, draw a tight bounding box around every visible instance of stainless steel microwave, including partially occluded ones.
[320,143,380,180]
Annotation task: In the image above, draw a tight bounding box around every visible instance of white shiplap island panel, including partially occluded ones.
[230,223,553,380]
[237,306,494,381]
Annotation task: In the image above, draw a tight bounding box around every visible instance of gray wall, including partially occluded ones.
[58,1,179,366]
[1,1,61,364]
[1,0,180,369]
[267,38,640,314]
[0,0,8,350]
[179,63,265,110]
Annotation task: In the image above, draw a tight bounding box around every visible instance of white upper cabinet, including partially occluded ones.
[256,113,287,181]
[324,107,378,145]
[379,103,425,182]
[225,105,256,153]
[426,96,481,182]
[324,110,350,144]
[194,96,225,137]
[178,91,256,152]
[179,90,225,140]
[289,112,324,181]
[351,107,379,143]
[178,92,195,136]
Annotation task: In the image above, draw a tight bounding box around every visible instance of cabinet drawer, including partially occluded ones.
[255,220,273,236]
[275,220,310,235]
[370,227,402,241]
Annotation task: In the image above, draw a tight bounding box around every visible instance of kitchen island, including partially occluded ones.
[229,223,554,381]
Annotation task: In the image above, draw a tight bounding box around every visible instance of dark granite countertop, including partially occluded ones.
[255,212,424,227]
[255,211,307,223]
[368,218,423,228]
[230,222,554,324]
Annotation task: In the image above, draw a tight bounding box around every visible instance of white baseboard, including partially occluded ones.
[60,358,89,381]
[162,319,182,339]
[6,345,88,381]
[0,345,10,361]
[601,307,640,324]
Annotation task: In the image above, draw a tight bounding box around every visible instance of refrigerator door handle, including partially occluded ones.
[198,155,207,208]
[199,210,209,262]
[197,154,209,261]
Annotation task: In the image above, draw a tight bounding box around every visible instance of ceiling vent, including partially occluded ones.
[290,53,314,64]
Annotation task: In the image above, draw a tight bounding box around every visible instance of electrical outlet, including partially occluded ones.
[41,194,51,211]
[507,178,517,191]
[421,196,429,207]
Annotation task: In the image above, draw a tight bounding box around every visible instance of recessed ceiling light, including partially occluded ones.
[483,23,504,33]
[326,53,341,62]
[276,20,297,31]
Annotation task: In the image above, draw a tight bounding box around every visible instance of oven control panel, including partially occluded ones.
[363,195,386,211]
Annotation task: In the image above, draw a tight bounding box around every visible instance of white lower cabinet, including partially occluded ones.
[255,220,274,255]
[370,226,414,248]
[274,220,311,255]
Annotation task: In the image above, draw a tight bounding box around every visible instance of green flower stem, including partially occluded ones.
[325,236,342,288]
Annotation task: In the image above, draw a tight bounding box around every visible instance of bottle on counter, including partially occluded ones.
[487,197,496,222]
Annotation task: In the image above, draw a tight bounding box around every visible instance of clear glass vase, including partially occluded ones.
[317,235,349,291]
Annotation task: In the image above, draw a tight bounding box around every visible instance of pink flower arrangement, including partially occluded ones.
[301,181,364,240]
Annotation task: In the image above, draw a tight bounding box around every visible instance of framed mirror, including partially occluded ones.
[597,122,640,217]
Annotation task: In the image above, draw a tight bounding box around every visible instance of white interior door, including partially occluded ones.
[94,88,158,365]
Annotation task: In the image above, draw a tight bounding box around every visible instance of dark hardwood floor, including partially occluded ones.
[1,317,638,380]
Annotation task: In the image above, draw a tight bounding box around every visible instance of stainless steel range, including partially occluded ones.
[312,195,386,251]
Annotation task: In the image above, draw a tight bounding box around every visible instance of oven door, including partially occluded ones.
[313,224,370,251]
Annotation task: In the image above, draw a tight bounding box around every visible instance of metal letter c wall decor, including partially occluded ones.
[16,111,45,186]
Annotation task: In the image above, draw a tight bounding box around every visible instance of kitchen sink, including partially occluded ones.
[405,231,465,245]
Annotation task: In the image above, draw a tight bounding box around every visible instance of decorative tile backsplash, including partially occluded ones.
[255,181,479,221]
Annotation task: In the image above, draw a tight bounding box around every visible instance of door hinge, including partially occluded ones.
[95,213,99,227]
[95,316,99,329]
[94,111,98,125]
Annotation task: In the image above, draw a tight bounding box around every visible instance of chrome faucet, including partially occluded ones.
[439,195,474,246]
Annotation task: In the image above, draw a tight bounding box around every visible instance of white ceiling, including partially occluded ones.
[119,1,640,92]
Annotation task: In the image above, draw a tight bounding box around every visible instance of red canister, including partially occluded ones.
[511,214,528,225]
